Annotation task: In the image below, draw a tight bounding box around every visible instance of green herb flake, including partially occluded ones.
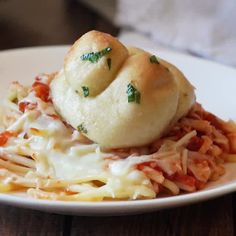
[149,55,159,64]
[81,47,112,63]
[77,123,88,134]
[82,86,89,97]
[107,58,112,70]
[126,83,141,104]
[11,97,18,104]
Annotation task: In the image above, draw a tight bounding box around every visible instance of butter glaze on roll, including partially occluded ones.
[50,31,195,148]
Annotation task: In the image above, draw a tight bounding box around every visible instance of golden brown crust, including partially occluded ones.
[64,31,129,97]
[50,31,195,148]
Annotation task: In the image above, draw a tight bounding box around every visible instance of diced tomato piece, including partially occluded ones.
[174,173,196,188]
[137,162,148,170]
[19,102,28,112]
[47,114,59,120]
[137,161,162,172]
[137,161,154,170]
[19,102,37,113]
[0,131,15,146]
[32,81,50,102]
[187,136,204,151]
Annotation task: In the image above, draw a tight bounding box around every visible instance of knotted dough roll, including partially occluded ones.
[50,31,195,148]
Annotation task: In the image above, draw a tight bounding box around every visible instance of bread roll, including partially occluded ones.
[160,60,196,124]
[50,31,195,148]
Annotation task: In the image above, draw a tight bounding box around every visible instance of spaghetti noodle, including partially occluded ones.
[0,75,235,201]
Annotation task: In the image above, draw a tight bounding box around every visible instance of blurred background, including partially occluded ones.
[0,0,119,49]
[0,0,236,66]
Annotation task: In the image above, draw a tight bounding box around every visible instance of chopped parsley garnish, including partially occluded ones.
[150,55,159,64]
[11,97,18,104]
[107,58,112,70]
[81,47,112,63]
[82,86,89,97]
[77,123,88,134]
[126,83,141,104]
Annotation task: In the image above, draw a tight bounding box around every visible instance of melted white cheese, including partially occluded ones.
[1,86,157,200]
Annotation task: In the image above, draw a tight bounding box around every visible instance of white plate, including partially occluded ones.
[0,46,236,216]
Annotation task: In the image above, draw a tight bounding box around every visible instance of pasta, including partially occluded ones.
[0,75,235,201]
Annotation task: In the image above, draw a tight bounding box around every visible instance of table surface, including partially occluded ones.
[0,0,235,235]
